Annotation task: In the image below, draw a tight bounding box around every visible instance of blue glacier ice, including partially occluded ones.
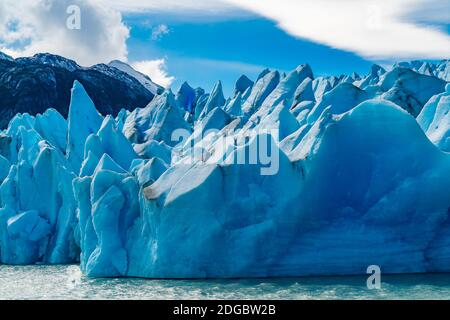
[293,77,315,105]
[234,75,254,97]
[123,91,190,147]
[307,82,368,124]
[176,82,196,113]
[0,124,78,264]
[0,62,449,279]
[197,81,226,120]
[67,81,103,171]
[417,84,450,152]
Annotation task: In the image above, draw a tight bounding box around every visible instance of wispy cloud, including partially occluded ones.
[223,0,450,60]
[102,0,234,14]
[151,24,170,41]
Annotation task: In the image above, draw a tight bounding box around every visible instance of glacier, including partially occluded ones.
[0,60,449,278]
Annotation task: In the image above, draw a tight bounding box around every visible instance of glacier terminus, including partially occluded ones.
[0,56,449,279]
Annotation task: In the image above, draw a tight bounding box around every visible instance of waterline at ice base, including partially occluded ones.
[0,61,449,279]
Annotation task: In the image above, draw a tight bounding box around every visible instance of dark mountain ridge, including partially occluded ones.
[0,53,157,128]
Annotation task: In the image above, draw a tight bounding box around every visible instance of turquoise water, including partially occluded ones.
[0,265,449,300]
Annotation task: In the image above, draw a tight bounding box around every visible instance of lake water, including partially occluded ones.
[0,265,449,300]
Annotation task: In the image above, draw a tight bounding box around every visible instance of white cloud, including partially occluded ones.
[132,59,175,88]
[223,0,450,60]
[0,0,447,79]
[0,0,129,66]
[0,0,178,88]
[151,24,170,41]
[101,0,233,14]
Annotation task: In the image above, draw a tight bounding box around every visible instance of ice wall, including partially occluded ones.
[0,62,449,279]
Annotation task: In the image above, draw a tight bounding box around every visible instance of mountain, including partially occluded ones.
[0,59,449,278]
[15,53,81,72]
[0,52,159,129]
[108,60,164,96]
[0,52,14,62]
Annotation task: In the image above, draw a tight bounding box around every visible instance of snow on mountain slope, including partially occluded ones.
[0,60,449,279]
[0,52,14,62]
[109,60,164,96]
[16,53,81,72]
[0,52,155,129]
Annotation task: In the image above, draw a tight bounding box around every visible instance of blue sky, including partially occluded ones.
[120,0,449,96]
[124,13,375,95]
[0,0,448,97]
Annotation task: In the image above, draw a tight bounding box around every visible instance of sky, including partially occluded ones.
[0,0,449,96]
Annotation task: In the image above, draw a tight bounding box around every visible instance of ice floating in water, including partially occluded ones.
[0,61,449,279]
